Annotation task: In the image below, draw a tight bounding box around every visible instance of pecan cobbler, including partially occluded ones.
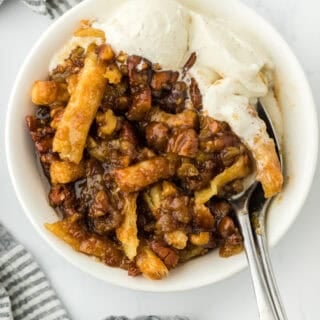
[26,22,282,280]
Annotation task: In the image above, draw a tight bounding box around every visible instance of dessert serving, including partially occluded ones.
[26,0,283,280]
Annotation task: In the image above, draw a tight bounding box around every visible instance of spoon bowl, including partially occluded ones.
[229,100,287,320]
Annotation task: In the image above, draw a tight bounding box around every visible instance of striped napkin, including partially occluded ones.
[0,223,70,320]
[0,0,83,18]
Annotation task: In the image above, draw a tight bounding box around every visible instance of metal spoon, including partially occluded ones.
[228,101,287,320]
[251,101,288,320]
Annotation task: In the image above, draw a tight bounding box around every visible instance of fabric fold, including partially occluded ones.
[0,223,70,320]
[21,0,82,18]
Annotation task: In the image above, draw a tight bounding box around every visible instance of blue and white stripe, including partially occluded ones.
[0,225,70,320]
[0,0,83,18]
[22,0,83,18]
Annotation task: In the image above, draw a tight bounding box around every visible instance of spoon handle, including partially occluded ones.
[254,227,288,320]
[237,213,277,320]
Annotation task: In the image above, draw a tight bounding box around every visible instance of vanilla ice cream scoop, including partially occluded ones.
[189,12,271,97]
[95,0,190,70]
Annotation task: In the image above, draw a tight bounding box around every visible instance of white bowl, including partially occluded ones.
[6,0,318,292]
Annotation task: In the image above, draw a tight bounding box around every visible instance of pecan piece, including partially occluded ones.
[190,77,202,110]
[127,55,152,86]
[145,122,169,152]
[150,240,179,269]
[192,203,215,231]
[158,81,187,114]
[48,184,77,217]
[151,71,179,91]
[167,128,198,158]
[127,86,152,121]
[182,52,197,77]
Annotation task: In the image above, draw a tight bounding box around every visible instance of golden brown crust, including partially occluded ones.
[45,215,126,267]
[45,215,84,250]
[195,155,251,204]
[189,232,210,246]
[114,157,175,193]
[52,52,107,163]
[136,246,168,280]
[253,137,283,198]
[116,193,139,260]
[50,160,85,184]
[164,230,188,250]
[150,108,198,129]
[73,26,106,40]
[31,81,69,105]
[66,74,79,95]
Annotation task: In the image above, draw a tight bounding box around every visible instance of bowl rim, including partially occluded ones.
[5,0,319,292]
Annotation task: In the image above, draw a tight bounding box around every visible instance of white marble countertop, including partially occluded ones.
[0,0,319,319]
